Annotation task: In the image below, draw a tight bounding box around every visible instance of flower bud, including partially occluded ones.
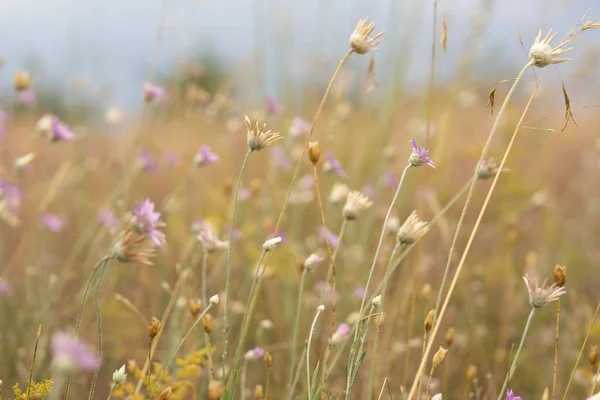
[424,310,435,333]
[308,141,320,165]
[189,299,202,317]
[432,346,448,369]
[553,265,567,288]
[590,345,598,366]
[158,386,172,400]
[203,314,213,334]
[208,380,224,400]
[149,317,162,339]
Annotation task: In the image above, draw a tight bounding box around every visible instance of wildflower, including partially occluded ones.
[262,237,283,252]
[383,170,399,189]
[397,211,429,245]
[18,89,36,107]
[289,117,311,137]
[353,286,366,299]
[97,208,118,232]
[209,294,220,305]
[42,213,65,232]
[323,151,346,178]
[318,226,340,248]
[349,18,385,54]
[303,253,323,271]
[409,139,435,169]
[244,347,265,361]
[143,82,167,102]
[51,331,98,373]
[329,182,350,205]
[197,223,229,253]
[245,115,282,151]
[372,294,382,307]
[506,389,522,400]
[112,364,127,385]
[265,96,283,114]
[529,30,572,68]
[14,71,33,91]
[137,149,157,172]
[36,115,75,142]
[131,198,166,247]
[193,145,219,167]
[270,145,292,172]
[522,274,566,308]
[0,179,21,226]
[432,394,442,400]
[343,190,373,220]
[331,323,351,344]
[477,156,508,180]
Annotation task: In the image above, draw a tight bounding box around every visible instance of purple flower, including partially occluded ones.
[137,149,157,172]
[143,82,167,103]
[18,89,36,107]
[0,179,21,212]
[132,198,166,247]
[0,280,13,297]
[51,331,98,372]
[323,151,346,178]
[42,213,65,232]
[50,117,76,142]
[318,226,339,248]
[506,389,521,400]
[269,145,291,172]
[97,208,118,231]
[265,96,283,114]
[0,108,6,139]
[268,228,288,244]
[289,117,311,138]
[193,145,219,167]
[331,323,351,344]
[244,346,265,361]
[409,139,435,169]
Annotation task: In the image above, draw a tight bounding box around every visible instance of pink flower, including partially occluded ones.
[50,117,76,142]
[143,82,167,102]
[193,145,219,167]
[289,117,311,137]
[323,151,346,178]
[318,226,339,248]
[265,96,283,114]
[409,139,435,169]
[18,89,36,107]
[137,149,157,172]
[506,389,521,400]
[97,208,118,231]
[132,198,166,247]
[52,332,98,372]
[42,213,65,232]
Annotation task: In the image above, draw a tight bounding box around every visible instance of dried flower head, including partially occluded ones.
[466,364,478,381]
[112,364,127,385]
[262,237,283,252]
[110,223,158,265]
[554,264,567,287]
[209,294,220,305]
[308,141,320,165]
[303,253,323,272]
[397,211,429,245]
[343,191,373,220]
[245,115,282,151]
[529,29,572,68]
[254,384,264,400]
[477,156,508,180]
[445,327,455,347]
[197,223,229,253]
[424,310,435,333]
[329,182,350,205]
[14,71,33,92]
[189,298,202,317]
[148,316,162,338]
[36,114,76,142]
[203,314,213,334]
[264,352,272,367]
[372,294,382,307]
[409,139,435,169]
[432,346,448,368]
[590,345,598,366]
[350,18,385,54]
[523,274,566,308]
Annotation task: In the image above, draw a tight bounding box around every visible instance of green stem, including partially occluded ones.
[106,384,115,400]
[88,262,109,400]
[201,250,209,307]
[497,308,536,400]
[288,269,308,392]
[307,306,325,400]
[223,149,253,378]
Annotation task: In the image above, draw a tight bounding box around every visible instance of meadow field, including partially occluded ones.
[2,2,600,399]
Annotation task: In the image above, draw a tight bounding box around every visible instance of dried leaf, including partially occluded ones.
[561,82,578,131]
[365,56,379,93]
[487,88,496,116]
[441,16,447,52]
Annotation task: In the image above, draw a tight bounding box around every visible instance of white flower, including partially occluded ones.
[342,191,373,220]
[372,295,382,307]
[14,152,35,170]
[260,319,273,330]
[529,29,572,68]
[262,237,283,252]
[112,364,127,385]
[304,253,323,271]
[431,393,442,400]
[397,211,429,245]
[209,294,220,306]
[317,305,325,312]
[329,183,350,205]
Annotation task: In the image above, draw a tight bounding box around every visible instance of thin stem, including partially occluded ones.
[562,302,600,400]
[497,308,536,400]
[552,299,560,400]
[307,306,325,400]
[424,366,435,400]
[106,384,116,400]
[26,325,42,400]
[590,361,600,396]
[241,361,247,400]
[227,250,268,398]
[88,262,109,400]
[407,61,534,399]
[63,256,110,398]
[355,164,412,343]
[223,148,253,377]
[312,163,338,398]
[202,250,209,307]
[265,359,272,400]
[146,338,153,400]
[425,0,438,146]
[149,303,214,397]
[289,348,307,400]
[288,269,308,392]
[345,305,376,400]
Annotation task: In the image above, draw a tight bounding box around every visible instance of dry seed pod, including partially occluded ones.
[189,299,202,317]
[554,265,567,288]
[203,314,213,334]
[158,386,172,400]
[254,384,264,400]
[149,317,162,339]
[445,327,455,348]
[432,346,448,368]
[424,310,435,333]
[208,380,224,400]
[466,364,478,381]
[308,141,320,165]
[590,345,598,366]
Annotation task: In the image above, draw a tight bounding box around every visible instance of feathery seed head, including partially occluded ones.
[523,274,566,308]
[529,29,572,68]
[350,18,385,54]
[343,191,373,220]
[397,211,429,245]
[245,115,282,151]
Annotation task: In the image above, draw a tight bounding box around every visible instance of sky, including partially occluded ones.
[0,0,597,108]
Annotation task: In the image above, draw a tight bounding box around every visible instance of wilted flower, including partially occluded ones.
[112,364,127,384]
[331,323,351,344]
[197,222,229,253]
[329,182,350,205]
[244,347,265,361]
[97,208,118,232]
[303,253,323,271]
[349,18,385,54]
[506,389,522,400]
[51,331,98,373]
[137,149,157,172]
[42,213,65,232]
[265,96,283,114]
[343,191,373,220]
[318,226,340,248]
[245,115,282,151]
[529,30,572,68]
[193,145,219,167]
[397,211,429,245]
[289,117,311,138]
[323,151,346,178]
[131,198,166,247]
[143,82,167,102]
[409,139,435,168]
[262,237,283,252]
[523,274,566,308]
